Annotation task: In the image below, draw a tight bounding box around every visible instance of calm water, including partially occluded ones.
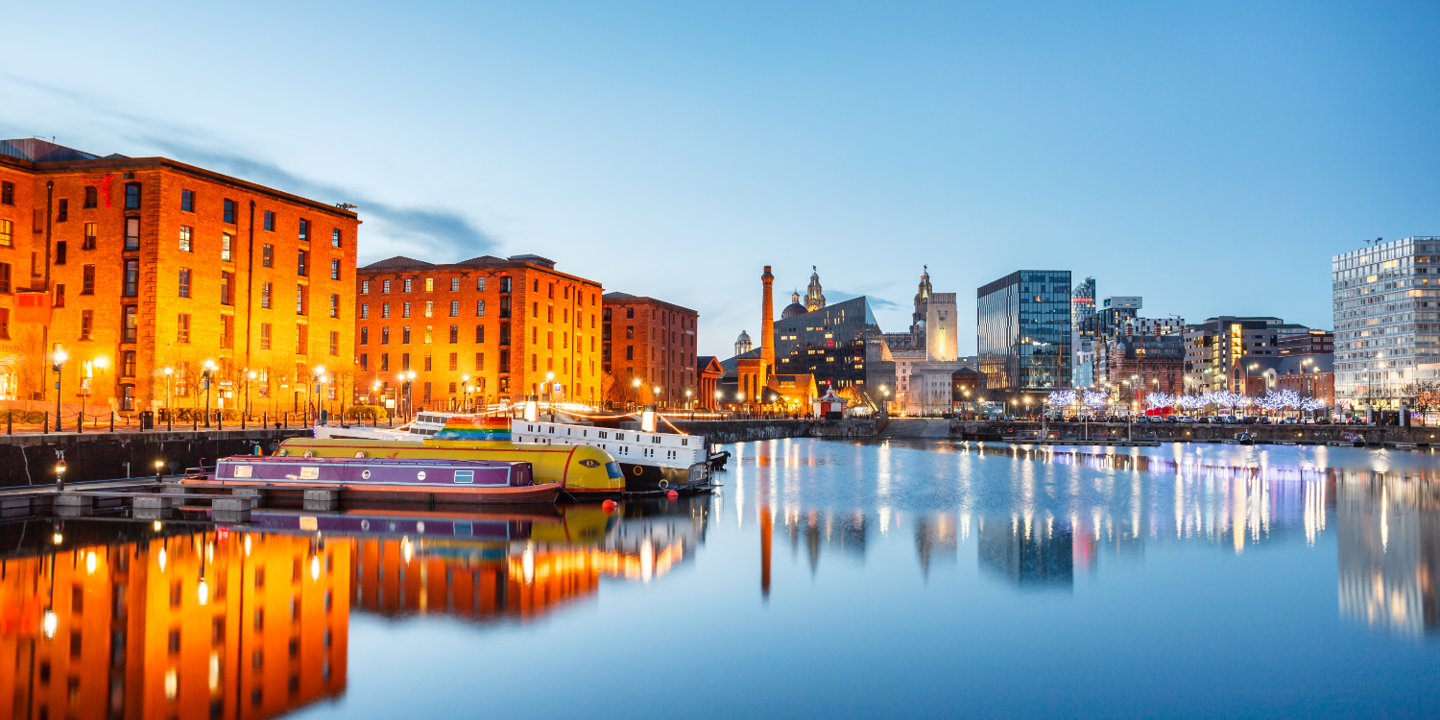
[6,439,1440,719]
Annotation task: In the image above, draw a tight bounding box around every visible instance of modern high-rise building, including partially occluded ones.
[0,138,359,416]
[354,254,603,411]
[1332,237,1440,414]
[1072,277,1096,338]
[977,270,1072,393]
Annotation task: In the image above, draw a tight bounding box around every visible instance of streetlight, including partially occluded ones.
[631,377,641,409]
[313,365,327,427]
[461,374,470,411]
[55,459,67,492]
[246,370,257,420]
[51,348,67,432]
[202,360,216,428]
[546,371,557,415]
[653,385,661,409]
[399,370,417,419]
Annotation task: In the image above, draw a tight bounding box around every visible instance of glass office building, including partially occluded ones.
[977,270,1072,391]
[774,296,896,398]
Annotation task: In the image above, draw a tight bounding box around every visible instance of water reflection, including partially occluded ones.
[1336,473,1440,636]
[4,440,1440,719]
[734,439,1440,639]
[0,521,347,720]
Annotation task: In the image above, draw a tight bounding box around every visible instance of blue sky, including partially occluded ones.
[4,0,1438,356]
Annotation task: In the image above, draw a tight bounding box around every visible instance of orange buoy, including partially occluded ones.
[666,490,679,500]
[602,499,617,513]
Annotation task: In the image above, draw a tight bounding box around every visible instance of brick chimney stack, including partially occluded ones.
[761,265,775,367]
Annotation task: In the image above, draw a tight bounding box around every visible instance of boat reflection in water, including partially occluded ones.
[0,521,349,720]
[0,498,709,719]
[345,497,710,622]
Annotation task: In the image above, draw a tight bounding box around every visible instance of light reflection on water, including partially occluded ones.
[2,439,1440,719]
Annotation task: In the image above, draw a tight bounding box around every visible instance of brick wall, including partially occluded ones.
[0,155,358,415]
[601,294,699,408]
[355,259,603,410]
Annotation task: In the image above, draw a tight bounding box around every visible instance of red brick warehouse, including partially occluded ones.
[0,138,358,417]
[354,254,603,411]
[601,292,699,409]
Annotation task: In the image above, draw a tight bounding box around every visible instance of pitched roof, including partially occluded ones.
[362,256,434,269]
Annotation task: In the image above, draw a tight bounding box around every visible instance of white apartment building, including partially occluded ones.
[1332,236,1440,410]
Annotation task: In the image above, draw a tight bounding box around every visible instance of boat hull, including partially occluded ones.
[617,462,709,494]
[193,456,563,504]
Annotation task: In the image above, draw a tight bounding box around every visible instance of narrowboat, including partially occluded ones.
[190,455,564,503]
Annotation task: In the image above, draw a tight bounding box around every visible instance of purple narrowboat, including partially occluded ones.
[191,456,562,504]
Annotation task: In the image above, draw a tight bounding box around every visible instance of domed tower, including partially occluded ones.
[804,266,826,312]
[912,265,932,332]
[782,289,807,319]
[735,330,753,357]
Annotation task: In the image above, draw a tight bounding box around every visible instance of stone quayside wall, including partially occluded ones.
[0,430,312,488]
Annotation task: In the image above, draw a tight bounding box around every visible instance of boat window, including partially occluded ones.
[234,465,253,478]
[548,426,554,434]
[681,439,688,446]
[598,431,607,439]
[616,433,624,441]
[454,470,474,484]
[652,436,661,444]
[455,521,473,536]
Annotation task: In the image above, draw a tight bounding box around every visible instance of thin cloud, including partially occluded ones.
[141,139,498,263]
[0,73,499,263]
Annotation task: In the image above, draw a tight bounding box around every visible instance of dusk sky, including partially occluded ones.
[4,0,1438,357]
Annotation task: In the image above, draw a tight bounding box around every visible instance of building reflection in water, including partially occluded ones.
[978,515,1074,590]
[735,439,1366,596]
[0,497,713,719]
[1336,470,1440,636]
[0,520,347,720]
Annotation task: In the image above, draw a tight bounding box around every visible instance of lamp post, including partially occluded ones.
[246,370,257,421]
[313,365,327,427]
[163,366,174,429]
[653,385,661,411]
[546,371,556,417]
[400,371,417,419]
[202,360,216,428]
[55,459,66,492]
[51,348,67,432]
[461,374,470,412]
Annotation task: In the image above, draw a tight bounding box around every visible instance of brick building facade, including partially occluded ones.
[1098,334,1185,407]
[0,139,357,415]
[600,292,699,409]
[355,254,603,411]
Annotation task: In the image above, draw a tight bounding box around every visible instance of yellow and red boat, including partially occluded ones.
[278,416,626,495]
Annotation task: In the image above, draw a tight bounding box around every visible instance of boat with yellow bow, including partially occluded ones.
[280,416,626,495]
